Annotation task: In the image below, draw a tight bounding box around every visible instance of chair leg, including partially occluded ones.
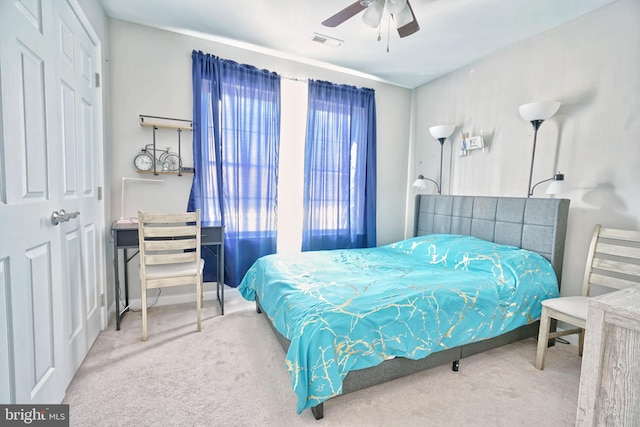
[196,275,202,332]
[141,283,148,342]
[200,280,204,307]
[578,328,584,357]
[535,306,551,370]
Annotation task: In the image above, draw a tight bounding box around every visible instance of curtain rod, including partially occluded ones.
[282,76,308,83]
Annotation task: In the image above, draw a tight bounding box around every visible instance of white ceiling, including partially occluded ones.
[99,0,616,88]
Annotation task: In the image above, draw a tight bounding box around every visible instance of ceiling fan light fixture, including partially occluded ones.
[393,4,413,27]
[385,0,407,15]
[362,0,384,27]
[322,0,420,39]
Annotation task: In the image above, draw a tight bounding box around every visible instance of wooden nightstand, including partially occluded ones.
[576,285,640,426]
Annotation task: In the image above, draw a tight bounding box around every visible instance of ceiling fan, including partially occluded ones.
[322,0,420,38]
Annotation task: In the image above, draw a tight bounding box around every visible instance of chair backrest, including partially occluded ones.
[582,224,640,297]
[138,210,201,272]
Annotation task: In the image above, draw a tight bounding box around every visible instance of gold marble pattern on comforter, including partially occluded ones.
[239,234,560,413]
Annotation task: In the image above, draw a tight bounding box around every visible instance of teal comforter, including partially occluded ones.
[238,234,560,413]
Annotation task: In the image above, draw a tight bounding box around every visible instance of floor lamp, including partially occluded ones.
[518,102,561,197]
[431,125,455,193]
[413,125,455,194]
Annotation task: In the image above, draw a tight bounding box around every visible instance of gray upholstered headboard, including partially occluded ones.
[414,195,570,286]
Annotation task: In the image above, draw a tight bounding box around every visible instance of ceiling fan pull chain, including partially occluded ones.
[386,13,391,52]
[377,20,382,41]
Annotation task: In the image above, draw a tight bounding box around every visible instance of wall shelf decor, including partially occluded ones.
[138,115,193,176]
[459,130,484,156]
[137,170,194,175]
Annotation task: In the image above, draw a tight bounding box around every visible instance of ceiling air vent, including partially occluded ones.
[311,33,343,47]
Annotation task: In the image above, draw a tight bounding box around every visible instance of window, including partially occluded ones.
[191,54,376,284]
[302,80,377,251]
[190,51,280,286]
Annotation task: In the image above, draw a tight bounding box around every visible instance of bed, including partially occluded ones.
[238,195,570,419]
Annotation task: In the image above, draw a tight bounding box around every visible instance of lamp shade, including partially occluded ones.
[392,3,413,27]
[519,102,561,122]
[412,177,427,190]
[362,0,384,27]
[429,125,455,140]
[385,0,407,14]
[545,173,565,195]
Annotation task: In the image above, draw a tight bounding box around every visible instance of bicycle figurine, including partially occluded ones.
[134,144,182,172]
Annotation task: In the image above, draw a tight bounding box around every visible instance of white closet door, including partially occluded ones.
[0,0,104,403]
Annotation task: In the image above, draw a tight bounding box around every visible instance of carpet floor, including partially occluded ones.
[63,290,582,426]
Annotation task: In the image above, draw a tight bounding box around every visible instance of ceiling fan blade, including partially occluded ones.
[322,1,368,27]
[396,1,420,38]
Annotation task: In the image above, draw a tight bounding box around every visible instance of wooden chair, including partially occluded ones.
[535,224,640,369]
[138,210,204,341]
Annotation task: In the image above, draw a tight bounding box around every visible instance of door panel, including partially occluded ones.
[63,230,82,340]
[0,0,104,403]
[17,43,50,200]
[61,82,79,196]
[15,0,42,32]
[56,0,102,383]
[84,225,99,317]
[0,258,12,403]
[26,243,55,397]
[81,101,95,196]
[0,0,64,404]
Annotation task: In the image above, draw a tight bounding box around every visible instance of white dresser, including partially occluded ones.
[576,285,640,426]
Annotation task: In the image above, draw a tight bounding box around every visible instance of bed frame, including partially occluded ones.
[256,195,570,420]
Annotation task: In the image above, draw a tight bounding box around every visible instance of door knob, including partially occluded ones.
[51,209,80,225]
[60,209,80,219]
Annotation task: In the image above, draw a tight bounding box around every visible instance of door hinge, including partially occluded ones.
[95,72,101,88]
[100,293,105,307]
[97,186,102,201]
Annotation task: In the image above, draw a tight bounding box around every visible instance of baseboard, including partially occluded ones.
[107,286,240,324]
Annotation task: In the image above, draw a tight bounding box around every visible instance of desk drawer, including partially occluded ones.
[114,229,139,247]
[201,226,224,244]
[114,225,223,246]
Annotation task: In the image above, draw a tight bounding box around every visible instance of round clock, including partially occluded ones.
[134,152,154,171]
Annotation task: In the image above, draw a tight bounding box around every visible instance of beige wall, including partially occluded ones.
[409,0,640,299]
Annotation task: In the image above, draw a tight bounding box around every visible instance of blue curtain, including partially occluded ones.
[189,51,280,287]
[302,80,377,251]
